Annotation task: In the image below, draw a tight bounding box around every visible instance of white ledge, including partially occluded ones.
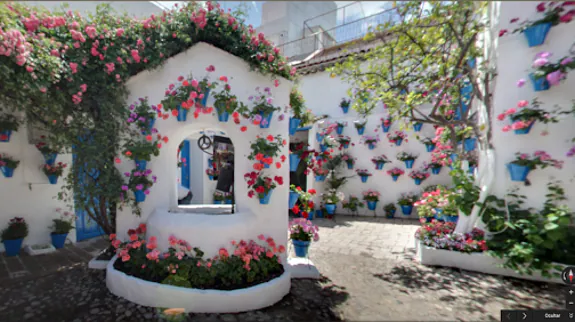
[106,256,291,313]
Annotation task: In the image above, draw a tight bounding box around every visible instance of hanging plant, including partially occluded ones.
[529,52,575,91]
[497,98,560,135]
[288,88,306,134]
[341,153,356,169]
[213,80,247,122]
[419,137,436,152]
[396,152,418,169]
[41,162,67,185]
[123,138,161,164]
[340,98,351,113]
[122,169,156,203]
[387,167,405,181]
[353,120,367,135]
[356,168,372,183]
[424,159,444,175]
[245,87,281,129]
[335,121,347,135]
[387,131,408,146]
[127,98,157,134]
[0,114,20,142]
[248,135,285,170]
[371,155,390,170]
[0,154,20,178]
[381,116,392,132]
[342,195,365,213]
[361,135,380,150]
[244,171,283,205]
[409,170,430,185]
[336,135,351,149]
[35,136,59,165]
[507,151,563,182]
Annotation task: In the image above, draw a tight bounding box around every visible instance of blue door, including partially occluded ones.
[73,139,105,241]
[181,140,191,189]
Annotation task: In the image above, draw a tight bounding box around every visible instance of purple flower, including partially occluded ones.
[567,146,575,157]
[124,172,130,177]
[136,184,144,191]
[145,169,152,175]
[546,70,565,86]
[536,51,552,59]
[248,96,253,101]
[121,185,129,191]
[152,128,158,133]
[134,171,141,176]
[264,87,270,92]
[127,118,134,123]
[144,189,150,195]
[516,79,526,87]
[266,97,273,104]
[561,57,574,65]
[254,114,262,122]
[152,175,157,183]
[278,114,285,121]
[129,105,135,110]
[130,113,137,118]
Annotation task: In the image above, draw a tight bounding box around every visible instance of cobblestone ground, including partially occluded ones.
[0,217,567,321]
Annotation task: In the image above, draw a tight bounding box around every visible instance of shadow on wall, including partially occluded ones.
[373,264,565,317]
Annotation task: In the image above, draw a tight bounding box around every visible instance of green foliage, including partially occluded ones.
[342,195,365,213]
[1,217,28,241]
[0,153,20,169]
[213,83,247,115]
[484,182,575,277]
[248,135,284,159]
[123,139,160,162]
[289,88,306,118]
[41,162,67,177]
[448,167,480,215]
[0,114,20,131]
[384,203,397,212]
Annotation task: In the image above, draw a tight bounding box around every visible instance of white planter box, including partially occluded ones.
[416,241,564,284]
[25,244,56,256]
[88,257,110,270]
[106,255,291,313]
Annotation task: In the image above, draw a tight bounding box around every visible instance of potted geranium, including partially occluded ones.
[288,88,306,135]
[224,192,233,204]
[507,2,575,47]
[313,167,329,182]
[35,136,59,166]
[371,155,390,170]
[321,189,345,216]
[244,171,283,204]
[381,116,392,133]
[362,135,379,150]
[383,203,397,219]
[424,159,444,175]
[50,208,75,249]
[507,151,562,182]
[397,152,418,169]
[213,191,225,204]
[342,195,365,216]
[289,185,301,209]
[289,142,309,172]
[291,188,316,219]
[160,70,217,122]
[320,135,338,152]
[124,168,156,203]
[340,98,351,114]
[289,218,319,257]
[497,98,560,135]
[0,154,20,178]
[353,120,367,135]
[529,52,575,91]
[206,168,219,180]
[387,167,405,181]
[413,121,423,132]
[249,135,284,169]
[213,82,246,123]
[335,121,347,135]
[0,114,20,143]
[420,137,436,152]
[387,131,408,146]
[362,190,381,211]
[356,169,372,183]
[41,162,67,185]
[1,217,28,257]
[398,193,417,215]
[250,87,280,129]
[337,135,351,149]
[123,139,161,170]
[127,98,157,134]
[409,170,430,185]
[342,153,356,169]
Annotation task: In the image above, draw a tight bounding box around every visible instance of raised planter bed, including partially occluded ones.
[25,244,57,256]
[88,247,114,270]
[106,255,291,313]
[415,241,564,284]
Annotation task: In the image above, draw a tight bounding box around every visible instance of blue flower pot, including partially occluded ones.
[400,89,407,95]
[382,125,391,133]
[259,111,273,129]
[425,144,436,152]
[336,125,344,135]
[259,190,273,205]
[214,200,223,204]
[404,159,415,169]
[434,208,444,221]
[135,159,147,170]
[425,217,434,223]
[325,204,336,215]
[315,209,324,218]
[341,105,349,114]
[141,118,156,134]
[375,162,385,170]
[261,155,271,169]
[315,175,325,182]
[346,162,354,170]
[431,166,442,175]
[201,88,211,107]
[367,201,378,211]
[135,190,146,202]
[48,175,58,185]
[394,139,403,146]
[2,238,23,257]
[289,154,300,172]
[356,127,365,135]
[289,191,299,209]
[320,144,327,152]
[43,152,58,166]
[513,121,534,135]
[316,133,324,142]
[529,73,550,92]
[507,163,531,182]
[414,178,422,185]
[225,199,233,204]
[51,233,68,249]
[467,58,476,69]
[391,175,399,182]
[342,143,349,149]
[464,137,477,151]
[454,104,468,121]
[207,158,214,167]
[1,130,12,142]
[469,166,476,175]
[217,111,229,123]
[524,22,552,47]
[208,175,214,180]
[385,209,396,219]
[413,122,423,132]
[1,167,15,178]
[443,215,459,223]
[176,106,188,122]
[289,117,301,136]
[400,205,413,215]
[368,143,376,150]
[292,240,310,257]
[360,175,369,183]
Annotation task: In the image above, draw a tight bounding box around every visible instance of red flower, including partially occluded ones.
[280,155,286,162]
[219,76,228,82]
[248,190,255,198]
[266,135,274,142]
[255,186,265,193]
[309,188,316,195]
[234,118,241,124]
[115,157,121,164]
[232,111,240,118]
[171,109,178,117]
[125,151,132,157]
[510,17,519,23]
[240,126,247,132]
[301,211,308,219]
[274,176,283,185]
[146,135,152,141]
[498,29,508,37]
[536,2,546,12]
[163,137,169,143]
[275,162,282,169]
[292,205,300,214]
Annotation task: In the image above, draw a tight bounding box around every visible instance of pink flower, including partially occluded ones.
[517,100,529,108]
[561,57,574,65]
[505,108,517,115]
[546,70,564,86]
[497,113,506,121]
[533,58,549,67]
[516,79,525,87]
[502,125,512,132]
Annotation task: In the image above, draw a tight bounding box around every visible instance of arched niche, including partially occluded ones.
[115,43,291,258]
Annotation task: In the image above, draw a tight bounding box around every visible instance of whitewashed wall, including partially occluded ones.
[299,71,452,217]
[119,43,291,258]
[492,2,575,209]
[0,126,73,252]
